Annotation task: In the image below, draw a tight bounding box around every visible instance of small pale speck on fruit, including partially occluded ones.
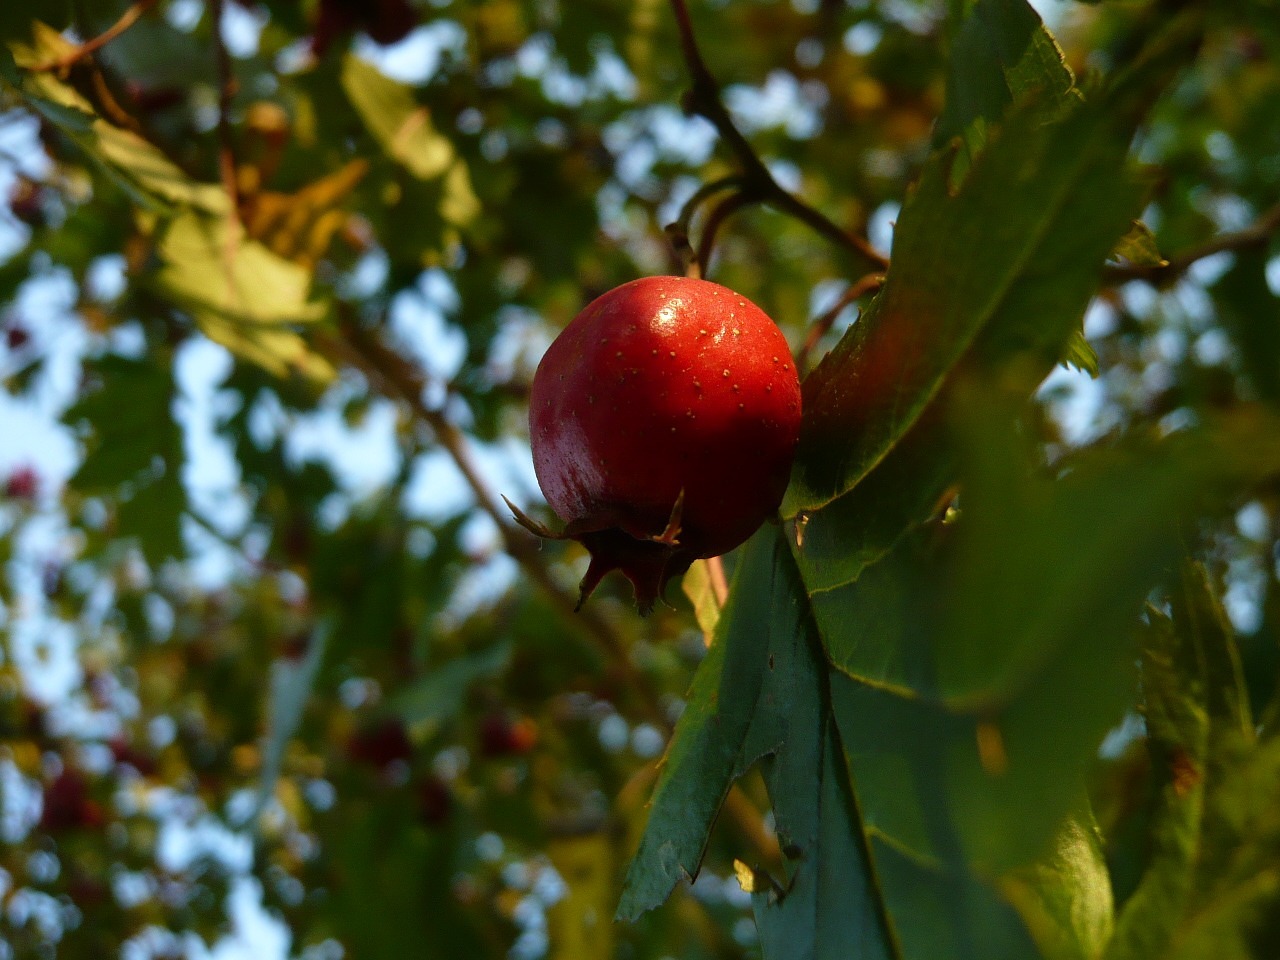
[732,384,740,392]
[765,385,773,392]
[732,328,740,336]
[722,369,730,377]
[669,350,676,358]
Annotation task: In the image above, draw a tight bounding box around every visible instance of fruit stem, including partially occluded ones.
[667,0,889,273]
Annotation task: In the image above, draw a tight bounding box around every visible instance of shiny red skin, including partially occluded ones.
[529,276,801,605]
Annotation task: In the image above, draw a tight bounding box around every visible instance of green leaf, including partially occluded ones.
[787,90,1142,517]
[1213,248,1280,405]
[1000,808,1115,960]
[341,55,455,180]
[1104,563,1280,960]
[252,619,331,823]
[616,527,785,921]
[389,641,513,729]
[1110,221,1167,267]
[66,357,186,566]
[831,669,1043,960]
[936,0,1078,147]
[746,578,897,960]
[1061,330,1100,377]
[149,210,335,383]
[814,398,1280,877]
[340,55,479,228]
[8,25,229,213]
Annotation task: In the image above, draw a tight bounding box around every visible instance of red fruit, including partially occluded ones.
[8,177,44,227]
[417,775,452,825]
[347,718,414,769]
[479,713,538,757]
[40,770,103,833]
[521,276,801,611]
[5,323,31,351]
[311,0,416,54]
[5,465,39,501]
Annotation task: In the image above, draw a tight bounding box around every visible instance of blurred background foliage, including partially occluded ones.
[0,0,1278,958]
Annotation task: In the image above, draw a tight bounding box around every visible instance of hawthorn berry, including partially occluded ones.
[347,718,415,770]
[479,713,538,757]
[40,769,104,833]
[517,276,801,611]
[4,323,31,352]
[311,0,417,54]
[4,465,39,501]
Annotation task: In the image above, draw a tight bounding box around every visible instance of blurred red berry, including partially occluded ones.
[124,80,187,114]
[417,775,452,826]
[311,0,416,54]
[40,770,104,833]
[4,324,30,351]
[110,737,157,776]
[479,713,538,757]
[5,466,39,501]
[8,177,45,227]
[347,718,414,769]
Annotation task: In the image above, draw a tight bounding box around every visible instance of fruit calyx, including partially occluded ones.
[504,492,688,614]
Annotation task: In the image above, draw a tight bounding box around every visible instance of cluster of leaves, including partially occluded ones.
[0,0,1278,958]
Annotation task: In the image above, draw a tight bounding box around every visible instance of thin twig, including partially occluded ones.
[704,556,729,607]
[668,0,888,272]
[666,174,745,277]
[694,189,757,275]
[30,0,159,73]
[209,0,246,298]
[1106,201,1280,284]
[797,271,886,370]
[210,0,242,220]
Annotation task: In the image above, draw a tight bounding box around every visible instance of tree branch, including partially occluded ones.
[1106,201,1280,284]
[210,0,242,222]
[315,322,644,693]
[30,0,159,74]
[694,189,756,275]
[668,0,888,272]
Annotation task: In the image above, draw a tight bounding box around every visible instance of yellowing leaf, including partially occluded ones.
[341,55,479,230]
[1111,220,1168,267]
[150,211,334,383]
[547,834,615,960]
[9,24,228,214]
[681,560,722,642]
[243,159,369,268]
[342,55,455,180]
